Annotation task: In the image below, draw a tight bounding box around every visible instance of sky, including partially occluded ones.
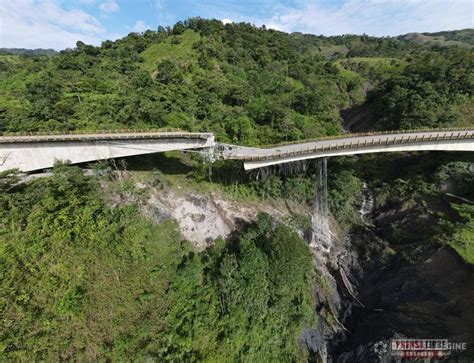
[1,0,473,50]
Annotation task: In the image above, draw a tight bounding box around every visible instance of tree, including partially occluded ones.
[156,59,182,84]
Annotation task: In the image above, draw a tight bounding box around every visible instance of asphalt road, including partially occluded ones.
[0,131,214,143]
[220,129,474,161]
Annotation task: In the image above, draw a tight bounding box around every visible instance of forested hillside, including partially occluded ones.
[1,19,474,361]
[0,48,58,57]
[399,28,474,47]
[0,165,315,361]
[1,19,472,145]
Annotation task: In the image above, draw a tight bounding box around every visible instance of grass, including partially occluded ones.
[334,62,363,82]
[0,54,23,66]
[319,44,349,59]
[450,229,474,265]
[336,56,406,76]
[403,32,474,48]
[140,29,201,73]
[347,56,404,65]
[454,98,474,127]
[448,204,474,264]
[99,151,302,209]
[333,56,406,104]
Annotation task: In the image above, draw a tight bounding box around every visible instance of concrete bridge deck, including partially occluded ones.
[219,129,474,170]
[0,132,215,172]
[0,131,213,143]
[1,129,473,172]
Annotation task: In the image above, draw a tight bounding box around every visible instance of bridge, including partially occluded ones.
[0,131,214,172]
[221,129,474,170]
[0,129,473,172]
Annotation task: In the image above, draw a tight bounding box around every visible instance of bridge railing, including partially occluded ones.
[1,126,472,145]
[256,127,474,149]
[239,129,474,161]
[0,128,215,143]
[0,127,185,137]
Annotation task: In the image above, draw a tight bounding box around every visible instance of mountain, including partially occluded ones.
[1,19,472,145]
[0,48,58,56]
[1,19,474,362]
[398,28,474,48]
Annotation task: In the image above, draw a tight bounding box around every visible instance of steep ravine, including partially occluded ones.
[325,102,474,362]
[109,171,473,362]
[323,189,474,363]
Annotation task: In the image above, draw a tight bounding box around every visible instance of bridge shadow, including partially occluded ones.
[114,152,194,175]
[120,152,280,187]
[85,150,473,193]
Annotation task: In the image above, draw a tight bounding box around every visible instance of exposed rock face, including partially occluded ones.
[146,192,232,249]
[302,181,474,362]
[107,175,473,362]
[324,196,474,363]
[331,243,474,363]
[302,230,369,363]
[141,186,300,249]
[340,102,374,133]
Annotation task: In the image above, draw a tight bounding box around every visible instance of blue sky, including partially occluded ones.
[1,0,473,50]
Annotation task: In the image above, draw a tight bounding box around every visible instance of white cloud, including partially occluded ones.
[155,0,165,10]
[76,0,96,4]
[264,0,473,36]
[131,20,149,33]
[154,0,173,24]
[99,0,119,14]
[0,0,106,49]
[221,18,233,25]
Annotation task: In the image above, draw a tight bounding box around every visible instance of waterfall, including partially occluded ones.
[248,158,331,252]
[359,182,374,216]
[310,157,331,252]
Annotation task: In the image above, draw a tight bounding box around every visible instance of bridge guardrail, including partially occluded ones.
[0,127,184,137]
[238,130,474,161]
[1,127,472,146]
[0,130,215,143]
[255,127,474,149]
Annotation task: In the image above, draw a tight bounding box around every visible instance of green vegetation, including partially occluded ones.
[399,29,474,48]
[368,49,473,130]
[1,19,472,143]
[0,165,315,361]
[443,204,474,264]
[140,29,201,73]
[359,153,474,264]
[0,48,58,56]
[193,155,363,226]
[434,162,474,264]
[1,19,474,361]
